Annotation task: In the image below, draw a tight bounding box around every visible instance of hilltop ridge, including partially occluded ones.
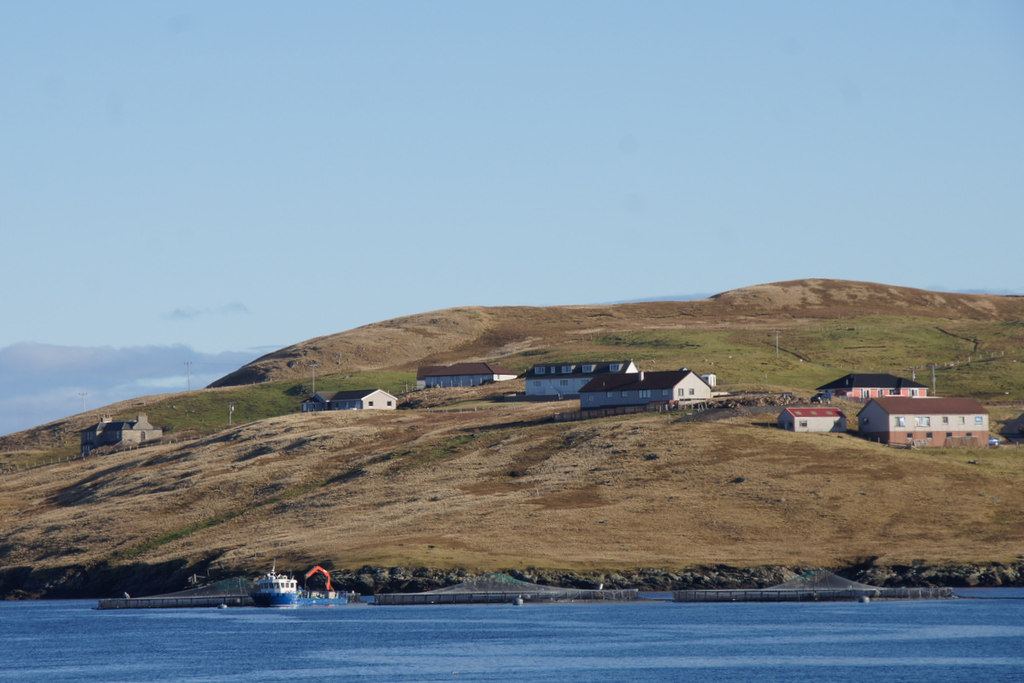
[209,279,1024,387]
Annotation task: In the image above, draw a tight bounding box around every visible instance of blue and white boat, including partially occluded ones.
[251,566,350,607]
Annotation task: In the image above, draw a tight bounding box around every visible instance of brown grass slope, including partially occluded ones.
[3,279,1024,582]
[3,385,1022,578]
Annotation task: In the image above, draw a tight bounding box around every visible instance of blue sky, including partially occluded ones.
[1,1,1022,435]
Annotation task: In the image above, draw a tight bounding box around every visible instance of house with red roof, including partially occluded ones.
[777,407,847,433]
[416,362,518,389]
[857,397,989,447]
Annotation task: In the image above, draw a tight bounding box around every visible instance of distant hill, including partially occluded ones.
[208,279,1024,387]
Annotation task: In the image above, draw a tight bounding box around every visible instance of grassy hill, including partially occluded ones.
[2,279,1024,595]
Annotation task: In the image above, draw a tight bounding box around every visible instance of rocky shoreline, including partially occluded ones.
[3,559,1023,600]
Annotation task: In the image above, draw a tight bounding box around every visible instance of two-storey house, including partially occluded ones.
[857,397,988,447]
[521,360,638,397]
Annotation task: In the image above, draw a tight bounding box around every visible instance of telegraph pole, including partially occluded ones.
[775,330,780,357]
[309,360,318,394]
[78,392,88,412]
[185,361,193,391]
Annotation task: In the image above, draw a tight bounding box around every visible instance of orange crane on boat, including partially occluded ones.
[304,565,332,591]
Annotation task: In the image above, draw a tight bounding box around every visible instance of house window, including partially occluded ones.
[562,365,572,373]
[677,388,685,398]
[610,363,621,372]
[946,433,952,438]
[966,432,973,438]
[560,379,569,386]
[926,432,933,439]
[662,389,669,397]
[607,392,614,398]
[688,388,695,396]
[906,433,914,440]
[959,416,965,424]
[387,401,393,407]
[911,389,920,397]
[368,401,374,407]
[888,389,897,395]
[942,416,949,425]
[894,416,906,427]
[621,391,629,397]
[639,390,651,399]
[861,389,870,398]
[799,420,808,428]
[536,367,545,374]
[915,416,930,427]
[582,364,594,373]
[974,416,983,424]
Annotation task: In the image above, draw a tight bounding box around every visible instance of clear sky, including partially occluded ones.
[1,1,1022,435]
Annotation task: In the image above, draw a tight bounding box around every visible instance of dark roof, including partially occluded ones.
[579,369,706,393]
[520,360,634,379]
[82,420,135,434]
[305,389,381,402]
[816,373,927,392]
[858,396,987,416]
[417,362,516,379]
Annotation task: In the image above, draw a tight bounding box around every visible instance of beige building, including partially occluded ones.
[778,407,847,433]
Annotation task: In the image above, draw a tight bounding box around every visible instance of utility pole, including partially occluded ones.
[309,360,318,394]
[931,364,936,395]
[775,330,780,357]
[185,361,193,391]
[78,392,88,412]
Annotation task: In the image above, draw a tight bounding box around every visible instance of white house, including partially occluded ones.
[778,407,847,433]
[521,360,638,397]
[416,362,518,389]
[857,396,988,447]
[578,369,711,410]
[301,389,398,412]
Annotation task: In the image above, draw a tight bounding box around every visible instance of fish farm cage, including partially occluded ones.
[673,570,956,602]
[375,572,639,605]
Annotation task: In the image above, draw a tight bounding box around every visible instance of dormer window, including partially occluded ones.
[562,365,572,373]
[610,363,621,372]
[582,364,595,373]
[537,367,545,374]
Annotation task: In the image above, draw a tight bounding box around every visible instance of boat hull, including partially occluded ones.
[251,590,350,608]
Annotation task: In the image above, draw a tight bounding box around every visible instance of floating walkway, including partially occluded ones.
[375,572,638,605]
[96,577,256,610]
[673,570,955,602]
[97,594,253,609]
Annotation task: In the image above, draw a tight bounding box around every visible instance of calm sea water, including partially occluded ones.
[2,590,1023,682]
